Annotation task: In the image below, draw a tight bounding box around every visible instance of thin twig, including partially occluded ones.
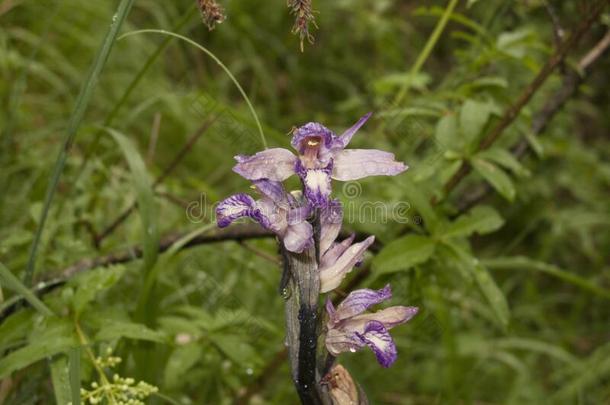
[456,30,610,213]
[438,0,608,203]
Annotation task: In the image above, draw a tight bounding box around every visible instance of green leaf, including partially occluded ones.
[0,262,54,317]
[446,243,510,329]
[444,205,504,238]
[0,310,34,353]
[107,129,159,318]
[373,235,436,275]
[460,99,491,145]
[471,263,510,329]
[435,113,460,151]
[23,0,135,287]
[0,319,76,378]
[477,148,530,177]
[50,354,71,405]
[70,265,124,317]
[95,320,166,343]
[69,347,81,405]
[471,157,516,201]
[401,176,441,233]
[483,256,610,300]
[163,344,203,390]
[210,334,262,367]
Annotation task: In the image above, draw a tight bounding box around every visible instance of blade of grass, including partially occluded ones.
[0,262,54,317]
[118,29,267,149]
[106,128,159,286]
[75,5,198,177]
[393,0,459,106]
[483,256,610,300]
[69,347,81,405]
[23,0,135,286]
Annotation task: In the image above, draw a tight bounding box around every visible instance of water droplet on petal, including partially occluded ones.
[349,348,356,353]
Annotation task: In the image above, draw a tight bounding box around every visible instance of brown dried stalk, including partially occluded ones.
[288,0,318,51]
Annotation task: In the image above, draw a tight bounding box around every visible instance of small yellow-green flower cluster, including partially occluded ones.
[80,349,158,405]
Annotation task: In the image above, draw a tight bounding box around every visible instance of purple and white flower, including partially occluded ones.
[319,233,375,293]
[232,113,408,207]
[216,179,313,253]
[325,285,418,367]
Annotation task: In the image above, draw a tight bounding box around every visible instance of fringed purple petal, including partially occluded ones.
[334,284,392,322]
[334,112,372,149]
[319,199,344,254]
[319,236,375,294]
[291,122,335,153]
[233,148,296,181]
[282,221,314,253]
[332,149,408,181]
[355,320,398,367]
[216,193,257,228]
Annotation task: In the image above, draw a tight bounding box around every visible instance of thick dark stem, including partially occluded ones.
[282,245,323,405]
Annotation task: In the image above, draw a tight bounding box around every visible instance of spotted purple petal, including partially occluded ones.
[320,236,375,294]
[333,285,392,322]
[233,148,297,181]
[216,193,257,228]
[334,112,372,149]
[332,149,408,181]
[354,320,398,367]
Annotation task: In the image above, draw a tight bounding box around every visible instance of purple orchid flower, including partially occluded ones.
[319,233,375,293]
[216,179,313,253]
[325,285,418,367]
[232,113,408,207]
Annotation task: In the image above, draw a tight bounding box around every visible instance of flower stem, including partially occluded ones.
[282,245,323,404]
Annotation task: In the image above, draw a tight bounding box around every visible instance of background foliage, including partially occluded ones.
[1,0,609,404]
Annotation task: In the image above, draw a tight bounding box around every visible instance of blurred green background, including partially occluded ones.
[1,0,609,404]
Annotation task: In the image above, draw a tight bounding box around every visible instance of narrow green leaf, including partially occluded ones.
[444,205,504,238]
[94,320,166,343]
[69,347,81,405]
[460,99,491,144]
[446,243,510,329]
[107,129,159,316]
[483,256,610,299]
[70,266,124,317]
[0,319,76,378]
[435,113,460,151]
[24,0,135,286]
[402,176,441,232]
[373,235,436,275]
[0,262,53,317]
[471,157,516,201]
[471,262,510,329]
[163,345,203,390]
[477,147,530,177]
[50,354,71,405]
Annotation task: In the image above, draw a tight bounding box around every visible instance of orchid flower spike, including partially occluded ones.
[325,285,418,367]
[232,113,408,207]
[216,179,313,253]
